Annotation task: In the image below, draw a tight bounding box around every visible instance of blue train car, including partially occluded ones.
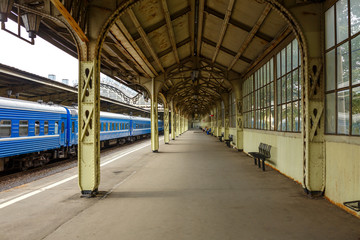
[131,116,151,138]
[100,112,131,146]
[0,96,165,171]
[0,97,68,170]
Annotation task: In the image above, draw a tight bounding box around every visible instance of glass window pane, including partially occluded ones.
[337,90,350,134]
[281,49,286,76]
[325,6,335,49]
[19,120,28,136]
[299,69,302,97]
[336,0,348,44]
[287,103,292,131]
[293,102,299,132]
[55,122,58,134]
[277,53,281,77]
[326,49,336,91]
[352,87,360,135]
[287,74,292,102]
[337,42,350,88]
[35,121,40,136]
[277,79,281,105]
[282,77,286,103]
[292,39,299,69]
[271,106,275,130]
[351,34,360,85]
[270,82,274,106]
[44,121,48,135]
[293,70,299,100]
[282,105,287,131]
[0,120,11,137]
[277,105,282,131]
[350,0,360,35]
[287,43,292,73]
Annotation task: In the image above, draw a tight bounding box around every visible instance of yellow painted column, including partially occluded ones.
[150,78,159,152]
[230,73,243,151]
[216,102,221,138]
[181,115,184,134]
[171,101,176,140]
[177,110,180,136]
[78,60,101,197]
[164,106,170,144]
[222,93,230,141]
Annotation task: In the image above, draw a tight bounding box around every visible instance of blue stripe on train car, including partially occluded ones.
[0,135,61,158]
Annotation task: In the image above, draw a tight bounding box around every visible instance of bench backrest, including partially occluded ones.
[258,143,271,158]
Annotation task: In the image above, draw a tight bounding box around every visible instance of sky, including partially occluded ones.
[0,20,78,85]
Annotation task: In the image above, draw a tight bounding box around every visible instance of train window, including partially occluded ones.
[112,123,115,131]
[72,122,75,133]
[35,121,40,136]
[0,120,11,137]
[55,122,59,134]
[61,122,65,133]
[136,124,138,129]
[19,120,28,136]
[108,123,110,131]
[44,121,49,135]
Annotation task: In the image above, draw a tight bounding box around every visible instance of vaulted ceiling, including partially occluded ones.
[4,0,292,116]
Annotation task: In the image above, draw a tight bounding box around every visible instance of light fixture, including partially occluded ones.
[191,70,199,83]
[7,89,12,97]
[21,12,41,38]
[0,0,14,23]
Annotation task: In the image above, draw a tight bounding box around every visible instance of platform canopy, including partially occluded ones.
[2,0,291,116]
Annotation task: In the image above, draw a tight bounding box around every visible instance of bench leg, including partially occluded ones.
[254,157,257,165]
[262,159,265,171]
[258,158,261,168]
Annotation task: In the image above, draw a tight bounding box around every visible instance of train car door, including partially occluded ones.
[60,120,66,145]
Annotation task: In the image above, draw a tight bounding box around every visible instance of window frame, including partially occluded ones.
[0,120,11,137]
[325,0,360,136]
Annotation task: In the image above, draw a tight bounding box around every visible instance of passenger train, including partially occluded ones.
[0,97,163,172]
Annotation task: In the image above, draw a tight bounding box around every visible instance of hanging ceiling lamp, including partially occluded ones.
[21,12,41,38]
[0,0,14,22]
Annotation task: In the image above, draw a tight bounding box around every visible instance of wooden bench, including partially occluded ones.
[249,143,271,171]
[218,133,224,142]
[225,135,233,148]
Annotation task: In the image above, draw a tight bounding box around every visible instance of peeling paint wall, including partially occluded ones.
[243,130,303,184]
[325,141,360,209]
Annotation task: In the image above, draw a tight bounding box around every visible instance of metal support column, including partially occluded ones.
[230,73,243,151]
[164,106,170,144]
[171,101,176,140]
[181,115,184,134]
[222,93,230,141]
[177,111,180,136]
[150,78,159,152]
[216,102,221,137]
[78,61,101,197]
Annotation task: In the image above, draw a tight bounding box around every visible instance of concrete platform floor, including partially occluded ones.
[0,130,359,240]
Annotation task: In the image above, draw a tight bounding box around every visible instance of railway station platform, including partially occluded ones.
[0,130,359,240]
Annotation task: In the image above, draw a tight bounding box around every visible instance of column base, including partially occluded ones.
[152,150,159,153]
[81,189,98,198]
[303,188,324,198]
